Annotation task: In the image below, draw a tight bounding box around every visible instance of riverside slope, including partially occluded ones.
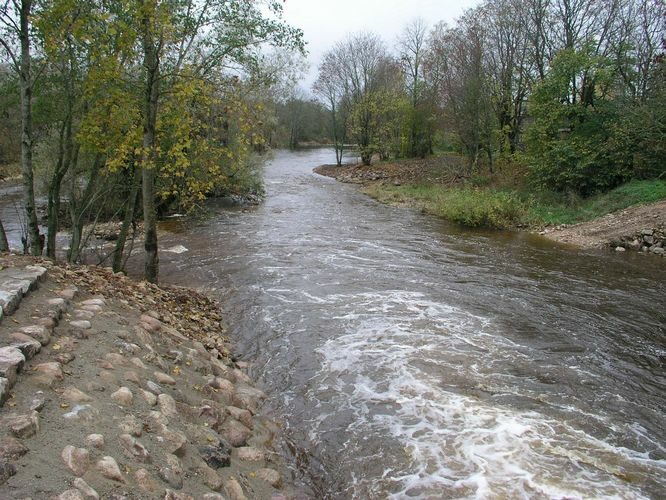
[314,162,666,254]
[0,254,294,499]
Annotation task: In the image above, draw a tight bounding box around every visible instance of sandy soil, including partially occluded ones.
[535,200,666,248]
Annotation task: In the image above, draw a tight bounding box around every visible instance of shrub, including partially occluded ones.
[437,189,525,228]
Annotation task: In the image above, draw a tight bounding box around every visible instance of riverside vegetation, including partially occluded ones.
[0,0,305,283]
[2,0,665,274]
[311,0,665,236]
[316,157,666,254]
[363,162,666,230]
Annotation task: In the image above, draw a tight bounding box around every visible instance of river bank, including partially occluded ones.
[0,253,299,499]
[3,149,665,498]
[314,159,666,255]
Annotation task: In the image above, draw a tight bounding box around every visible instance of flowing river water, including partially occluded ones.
[153,149,666,499]
[4,149,665,498]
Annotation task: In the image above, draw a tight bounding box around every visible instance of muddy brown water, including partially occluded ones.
[0,181,32,250]
[5,150,666,498]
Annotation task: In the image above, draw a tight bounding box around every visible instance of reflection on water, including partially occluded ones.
[151,149,665,498]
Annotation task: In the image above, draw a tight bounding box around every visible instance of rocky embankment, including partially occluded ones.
[0,255,294,499]
[610,227,665,255]
[538,201,666,253]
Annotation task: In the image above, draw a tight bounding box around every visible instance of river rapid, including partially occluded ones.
[148,149,665,498]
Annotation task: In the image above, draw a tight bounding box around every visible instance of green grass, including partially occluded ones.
[527,179,666,226]
[364,184,525,229]
[365,179,666,229]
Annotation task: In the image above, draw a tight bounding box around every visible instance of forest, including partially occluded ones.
[308,0,665,203]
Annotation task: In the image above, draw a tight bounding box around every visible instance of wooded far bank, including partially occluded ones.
[307,0,664,197]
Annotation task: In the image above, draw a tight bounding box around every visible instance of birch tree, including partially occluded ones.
[0,0,41,255]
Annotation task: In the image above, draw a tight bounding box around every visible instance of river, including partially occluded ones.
[0,181,31,251]
[5,149,666,498]
[153,149,666,498]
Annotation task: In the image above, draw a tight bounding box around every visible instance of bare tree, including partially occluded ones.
[319,32,395,165]
[313,51,349,165]
[427,17,496,171]
[525,0,552,81]
[625,0,665,100]
[482,0,531,153]
[398,18,431,156]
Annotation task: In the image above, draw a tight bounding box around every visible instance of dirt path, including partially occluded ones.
[536,200,666,249]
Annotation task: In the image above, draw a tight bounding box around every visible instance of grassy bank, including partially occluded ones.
[363,179,666,229]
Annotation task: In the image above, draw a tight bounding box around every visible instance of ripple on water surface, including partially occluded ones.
[312,291,664,498]
[152,150,666,499]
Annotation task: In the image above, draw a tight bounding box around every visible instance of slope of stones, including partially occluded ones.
[0,262,50,405]
[0,258,293,499]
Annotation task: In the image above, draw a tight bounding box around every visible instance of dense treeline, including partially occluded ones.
[0,0,303,281]
[315,0,665,195]
[272,92,330,148]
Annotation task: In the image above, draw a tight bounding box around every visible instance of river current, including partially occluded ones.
[152,149,666,498]
[16,149,662,498]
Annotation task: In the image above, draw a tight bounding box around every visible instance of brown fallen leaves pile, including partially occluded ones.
[47,261,230,356]
[314,154,468,186]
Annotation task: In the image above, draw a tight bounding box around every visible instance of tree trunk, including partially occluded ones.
[47,121,66,259]
[289,125,297,149]
[140,6,160,283]
[68,208,82,263]
[330,104,343,166]
[47,118,75,259]
[67,154,102,263]
[19,0,40,256]
[47,67,77,260]
[0,218,9,252]
[112,168,141,273]
[142,167,158,283]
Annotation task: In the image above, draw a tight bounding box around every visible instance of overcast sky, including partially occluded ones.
[280,0,480,90]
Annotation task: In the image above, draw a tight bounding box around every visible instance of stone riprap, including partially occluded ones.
[612,226,666,256]
[0,265,48,321]
[0,257,295,499]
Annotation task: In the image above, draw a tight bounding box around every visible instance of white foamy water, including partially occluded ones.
[155,150,666,499]
[314,291,663,498]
